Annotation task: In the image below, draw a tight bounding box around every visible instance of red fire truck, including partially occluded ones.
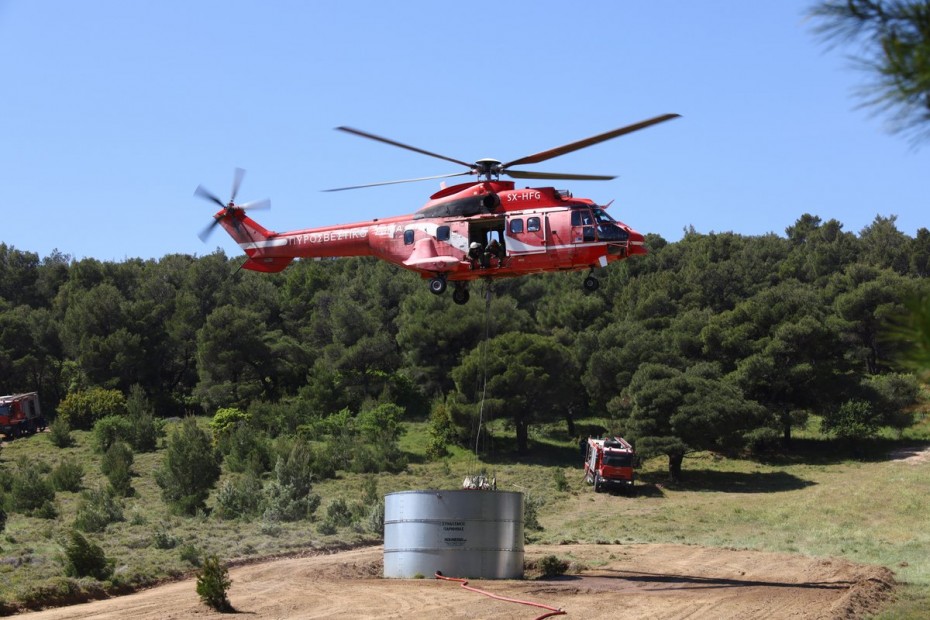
[584,436,636,493]
[0,392,46,439]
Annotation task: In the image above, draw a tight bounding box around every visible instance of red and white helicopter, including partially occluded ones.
[195,114,679,304]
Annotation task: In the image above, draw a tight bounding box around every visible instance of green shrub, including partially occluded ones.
[101,441,134,497]
[63,530,113,581]
[215,473,263,520]
[263,481,321,523]
[73,486,124,533]
[865,372,921,432]
[125,384,161,452]
[220,424,273,475]
[48,416,73,448]
[155,418,221,516]
[179,543,201,566]
[552,468,569,492]
[210,407,250,439]
[50,458,85,493]
[57,388,126,431]
[821,399,882,441]
[196,555,232,612]
[93,416,135,453]
[537,555,569,577]
[366,499,385,537]
[261,439,321,522]
[11,466,57,517]
[152,522,180,550]
[524,493,543,537]
[325,498,354,527]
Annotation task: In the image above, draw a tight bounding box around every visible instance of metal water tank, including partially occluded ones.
[383,490,524,579]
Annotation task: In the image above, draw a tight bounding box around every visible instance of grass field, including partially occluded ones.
[1,413,928,617]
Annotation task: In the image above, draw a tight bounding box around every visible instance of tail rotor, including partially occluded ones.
[195,168,270,241]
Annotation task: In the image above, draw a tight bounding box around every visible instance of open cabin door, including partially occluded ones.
[505,214,548,256]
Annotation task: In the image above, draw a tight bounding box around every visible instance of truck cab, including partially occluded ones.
[584,436,636,493]
[0,392,46,439]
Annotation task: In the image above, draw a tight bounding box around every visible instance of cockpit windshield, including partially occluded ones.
[592,208,629,242]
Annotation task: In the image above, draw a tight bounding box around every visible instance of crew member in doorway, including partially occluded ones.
[468,242,483,269]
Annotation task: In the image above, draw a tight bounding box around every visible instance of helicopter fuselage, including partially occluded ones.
[216,180,645,302]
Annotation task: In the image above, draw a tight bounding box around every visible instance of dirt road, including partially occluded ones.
[21,543,893,619]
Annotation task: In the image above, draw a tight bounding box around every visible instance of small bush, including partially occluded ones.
[325,498,355,527]
[366,499,385,537]
[93,416,134,454]
[179,543,201,566]
[220,425,273,475]
[537,555,569,577]
[260,440,321,522]
[152,522,180,550]
[196,555,233,612]
[50,458,85,492]
[101,441,134,497]
[262,482,321,523]
[155,417,221,516]
[63,530,113,581]
[215,473,263,520]
[552,468,569,492]
[821,399,882,441]
[11,467,57,517]
[73,486,123,533]
[125,384,161,452]
[58,388,126,431]
[48,416,73,448]
[524,494,543,533]
[210,407,250,439]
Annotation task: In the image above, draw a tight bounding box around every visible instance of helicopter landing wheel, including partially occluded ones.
[452,284,470,305]
[429,276,447,295]
[583,275,600,292]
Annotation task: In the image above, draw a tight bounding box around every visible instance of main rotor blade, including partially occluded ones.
[194,185,226,208]
[505,170,616,181]
[323,171,472,192]
[336,127,474,169]
[503,113,680,168]
[230,167,245,204]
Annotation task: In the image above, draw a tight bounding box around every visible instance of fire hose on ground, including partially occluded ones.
[435,571,566,619]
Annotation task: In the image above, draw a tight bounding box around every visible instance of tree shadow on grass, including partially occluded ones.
[481,440,582,468]
[638,469,815,494]
[759,437,930,467]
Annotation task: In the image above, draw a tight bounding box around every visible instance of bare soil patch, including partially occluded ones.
[18,543,894,619]
[888,444,930,465]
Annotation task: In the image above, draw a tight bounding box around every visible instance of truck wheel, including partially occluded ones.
[594,474,602,493]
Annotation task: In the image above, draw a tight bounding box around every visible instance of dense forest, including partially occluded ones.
[2,212,928,479]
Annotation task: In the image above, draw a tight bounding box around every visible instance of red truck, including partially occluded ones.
[584,436,636,493]
[0,392,46,439]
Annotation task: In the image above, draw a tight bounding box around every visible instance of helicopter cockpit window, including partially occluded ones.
[571,210,594,227]
[527,217,541,233]
[571,209,596,242]
[404,230,415,245]
[592,208,629,242]
[436,226,450,241]
[509,219,524,234]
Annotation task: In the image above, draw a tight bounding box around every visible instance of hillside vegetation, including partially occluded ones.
[1,212,929,616]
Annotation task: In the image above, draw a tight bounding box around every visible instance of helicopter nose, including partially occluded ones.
[627,229,647,255]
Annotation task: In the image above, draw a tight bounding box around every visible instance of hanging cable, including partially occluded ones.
[435,572,566,619]
[474,280,493,458]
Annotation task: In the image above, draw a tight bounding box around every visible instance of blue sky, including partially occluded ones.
[1,1,926,263]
